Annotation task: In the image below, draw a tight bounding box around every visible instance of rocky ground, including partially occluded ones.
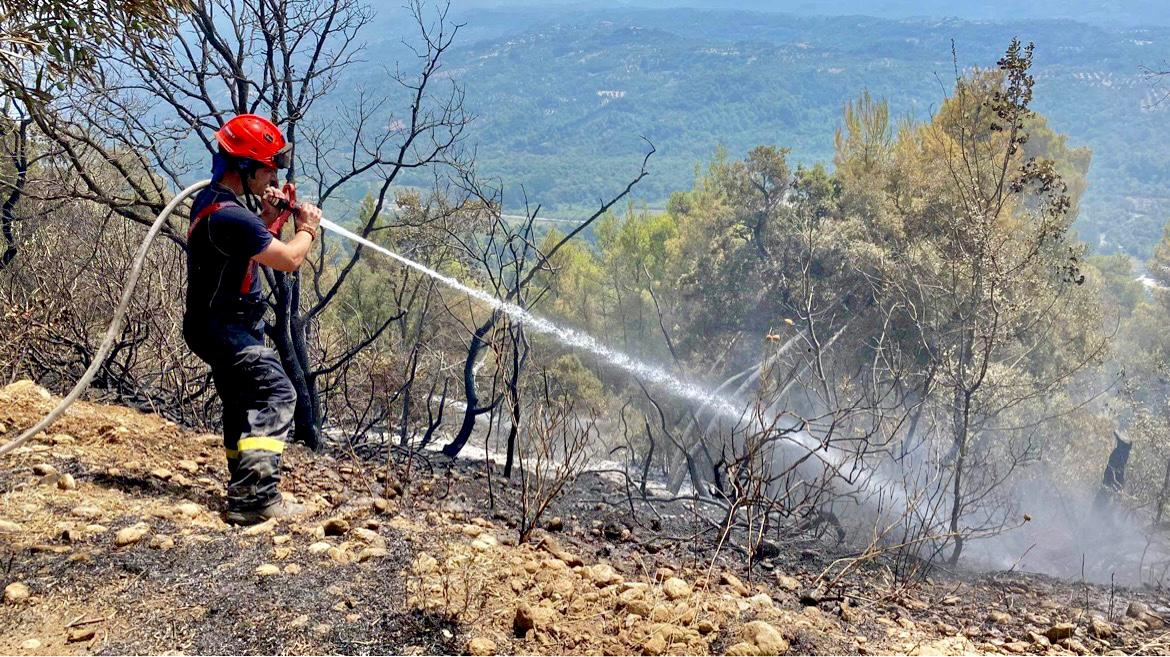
[3,378,1170,655]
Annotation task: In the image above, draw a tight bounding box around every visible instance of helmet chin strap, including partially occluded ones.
[239,165,263,214]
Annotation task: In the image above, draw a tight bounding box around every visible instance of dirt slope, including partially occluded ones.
[3,379,1170,656]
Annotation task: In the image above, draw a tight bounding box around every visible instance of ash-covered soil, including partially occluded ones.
[3,379,1170,655]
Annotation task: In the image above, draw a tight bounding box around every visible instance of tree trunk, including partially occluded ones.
[502,324,527,478]
[398,346,422,447]
[1094,430,1132,515]
[399,378,412,447]
[502,372,520,479]
[0,117,30,271]
[268,270,321,450]
[441,312,497,457]
[947,387,971,566]
[418,378,448,450]
[640,421,655,497]
[263,120,319,450]
[1155,456,1170,528]
[899,399,926,461]
[669,442,706,498]
[446,411,480,457]
[504,405,519,479]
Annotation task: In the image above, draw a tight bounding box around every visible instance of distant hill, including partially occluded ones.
[351,5,1170,256]
[444,0,1170,28]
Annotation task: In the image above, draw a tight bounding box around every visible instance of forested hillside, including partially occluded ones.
[358,6,1170,256]
[449,0,1170,27]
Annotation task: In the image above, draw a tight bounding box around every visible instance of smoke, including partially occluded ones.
[834,443,1170,586]
[960,467,1168,586]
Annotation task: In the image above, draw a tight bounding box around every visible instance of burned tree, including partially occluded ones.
[440,144,653,460]
[1094,430,1132,514]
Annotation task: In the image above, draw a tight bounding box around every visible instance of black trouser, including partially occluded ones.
[184,311,296,511]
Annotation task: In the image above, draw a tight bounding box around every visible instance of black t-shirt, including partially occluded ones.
[185,184,273,319]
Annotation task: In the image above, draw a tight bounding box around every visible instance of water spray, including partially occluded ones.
[312,211,866,476]
[316,216,743,420]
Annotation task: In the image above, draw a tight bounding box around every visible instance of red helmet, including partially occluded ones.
[215,114,291,169]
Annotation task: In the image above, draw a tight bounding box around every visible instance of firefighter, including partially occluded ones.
[183,114,321,525]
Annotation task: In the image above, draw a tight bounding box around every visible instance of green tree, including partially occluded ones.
[0,0,176,88]
[874,41,1106,563]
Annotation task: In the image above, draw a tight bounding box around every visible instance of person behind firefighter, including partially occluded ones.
[183,114,321,525]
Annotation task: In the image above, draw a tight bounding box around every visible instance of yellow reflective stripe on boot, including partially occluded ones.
[225,448,240,459]
[237,436,286,454]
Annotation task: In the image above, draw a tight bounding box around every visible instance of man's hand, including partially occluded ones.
[254,200,320,273]
[294,202,322,237]
[260,185,290,225]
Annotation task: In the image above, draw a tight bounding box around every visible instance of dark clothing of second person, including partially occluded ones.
[183,184,294,512]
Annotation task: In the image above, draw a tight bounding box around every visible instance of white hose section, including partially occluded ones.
[0,179,212,457]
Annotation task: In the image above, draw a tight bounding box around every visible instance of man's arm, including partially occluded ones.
[253,230,315,272]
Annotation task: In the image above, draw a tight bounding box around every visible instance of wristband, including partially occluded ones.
[296,225,317,240]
